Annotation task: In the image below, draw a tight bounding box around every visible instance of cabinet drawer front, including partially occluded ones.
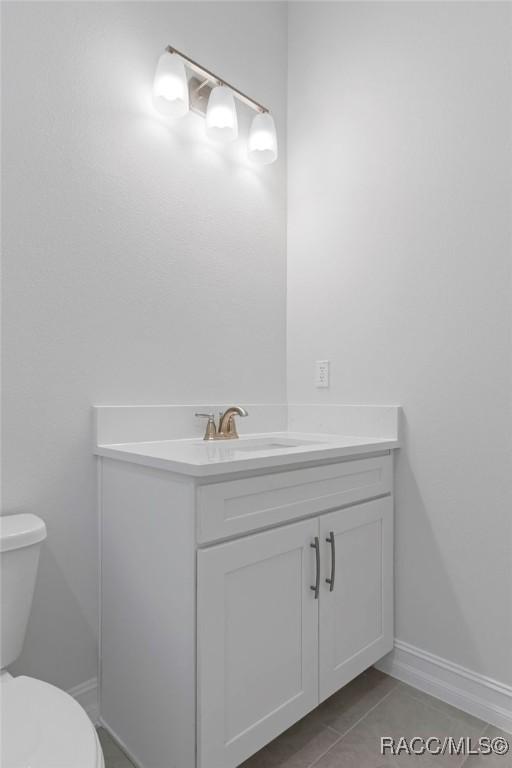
[197,455,391,543]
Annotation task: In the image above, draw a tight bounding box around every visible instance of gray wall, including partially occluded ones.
[288,1,512,684]
[1,1,287,690]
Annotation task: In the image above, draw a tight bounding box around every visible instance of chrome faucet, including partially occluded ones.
[195,406,248,440]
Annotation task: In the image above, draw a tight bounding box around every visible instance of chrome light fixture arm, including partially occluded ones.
[165,45,268,115]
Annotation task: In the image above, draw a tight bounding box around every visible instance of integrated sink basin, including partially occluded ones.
[209,437,323,452]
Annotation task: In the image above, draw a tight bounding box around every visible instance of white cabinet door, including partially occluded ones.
[319,497,393,702]
[197,518,319,768]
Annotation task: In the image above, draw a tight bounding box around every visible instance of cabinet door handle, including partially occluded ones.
[325,531,335,592]
[310,537,320,599]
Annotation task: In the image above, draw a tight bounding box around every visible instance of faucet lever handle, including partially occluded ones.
[195,413,218,441]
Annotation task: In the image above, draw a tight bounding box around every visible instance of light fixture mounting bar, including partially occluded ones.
[165,45,268,114]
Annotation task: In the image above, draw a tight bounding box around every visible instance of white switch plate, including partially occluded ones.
[315,360,330,388]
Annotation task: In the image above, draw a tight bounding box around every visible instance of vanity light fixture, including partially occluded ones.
[152,45,278,163]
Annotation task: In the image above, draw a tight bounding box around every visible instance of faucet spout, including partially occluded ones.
[218,406,249,439]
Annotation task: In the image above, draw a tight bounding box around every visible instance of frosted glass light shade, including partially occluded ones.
[153,52,189,117]
[206,86,238,142]
[248,113,278,165]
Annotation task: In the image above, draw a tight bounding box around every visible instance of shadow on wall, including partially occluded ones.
[9,512,98,691]
[393,413,481,671]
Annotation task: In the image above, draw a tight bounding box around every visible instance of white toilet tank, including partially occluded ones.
[0,514,47,669]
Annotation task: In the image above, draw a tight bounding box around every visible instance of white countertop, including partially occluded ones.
[95,431,399,477]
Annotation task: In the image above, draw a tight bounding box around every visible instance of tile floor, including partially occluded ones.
[97,727,136,768]
[97,668,511,768]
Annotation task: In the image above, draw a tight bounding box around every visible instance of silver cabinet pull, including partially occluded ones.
[310,537,320,599]
[325,531,335,591]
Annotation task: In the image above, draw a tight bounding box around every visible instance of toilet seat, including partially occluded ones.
[1,675,103,768]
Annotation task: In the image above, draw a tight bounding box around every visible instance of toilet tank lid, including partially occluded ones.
[0,514,47,552]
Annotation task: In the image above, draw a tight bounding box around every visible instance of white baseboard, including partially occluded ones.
[68,677,99,725]
[375,640,512,734]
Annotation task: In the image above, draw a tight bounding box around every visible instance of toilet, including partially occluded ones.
[0,514,105,768]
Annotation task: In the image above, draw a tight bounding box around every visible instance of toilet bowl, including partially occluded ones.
[0,514,104,768]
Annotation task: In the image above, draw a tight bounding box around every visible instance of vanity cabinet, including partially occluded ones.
[99,452,394,768]
[197,497,392,768]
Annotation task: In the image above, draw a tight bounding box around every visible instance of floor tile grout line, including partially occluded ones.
[322,678,400,737]
[305,733,344,768]
[336,682,400,738]
[398,685,490,729]
[381,685,491,768]
[308,683,400,767]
